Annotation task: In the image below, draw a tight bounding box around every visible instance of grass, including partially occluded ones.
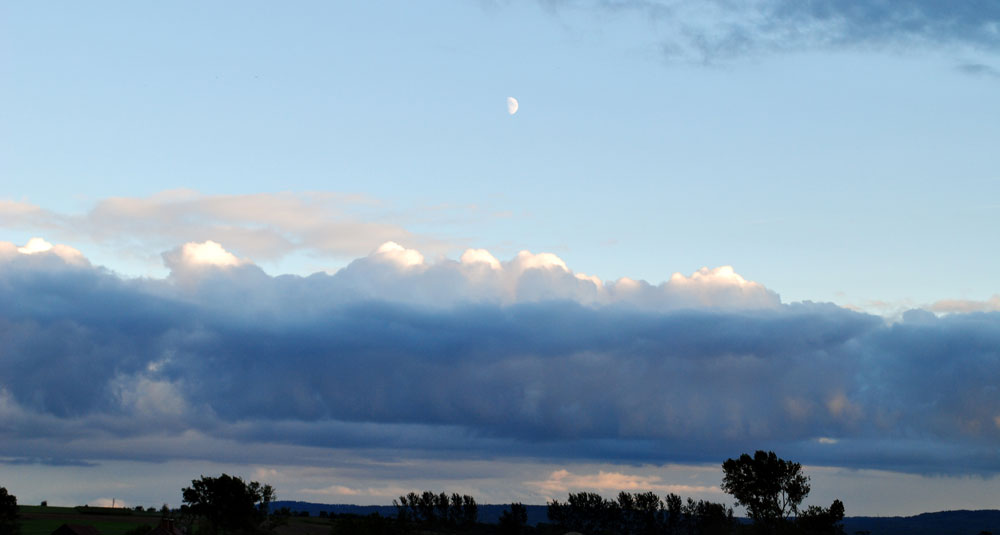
[17,507,80,515]
[18,507,333,535]
[273,517,332,535]
[17,506,160,535]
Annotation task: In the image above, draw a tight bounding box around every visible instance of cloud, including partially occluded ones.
[90,498,129,509]
[0,457,98,467]
[325,242,779,309]
[165,240,247,269]
[0,238,999,476]
[1,237,88,266]
[929,295,1000,314]
[302,485,363,496]
[0,191,438,268]
[542,1,1000,61]
[957,62,1000,78]
[300,484,412,499]
[528,469,719,495]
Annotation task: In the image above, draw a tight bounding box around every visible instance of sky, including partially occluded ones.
[1,0,999,517]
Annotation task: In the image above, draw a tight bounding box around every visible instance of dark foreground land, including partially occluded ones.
[842,510,1000,535]
[16,503,1000,535]
[16,506,332,535]
[271,501,1000,535]
[18,506,162,535]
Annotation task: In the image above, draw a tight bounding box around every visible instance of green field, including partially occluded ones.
[17,506,161,535]
[15,507,336,535]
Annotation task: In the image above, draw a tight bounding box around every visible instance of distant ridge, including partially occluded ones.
[843,509,1000,535]
[270,501,548,525]
[271,502,394,517]
[271,501,1000,532]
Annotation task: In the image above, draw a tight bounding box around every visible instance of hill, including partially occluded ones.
[270,501,549,525]
[843,509,1000,535]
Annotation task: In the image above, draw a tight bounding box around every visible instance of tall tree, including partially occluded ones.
[721,451,810,526]
[499,502,527,535]
[0,487,17,535]
[181,474,274,535]
[460,494,478,526]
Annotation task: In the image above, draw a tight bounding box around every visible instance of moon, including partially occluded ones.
[507,96,519,115]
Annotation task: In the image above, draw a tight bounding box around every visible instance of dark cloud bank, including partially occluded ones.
[1,246,998,476]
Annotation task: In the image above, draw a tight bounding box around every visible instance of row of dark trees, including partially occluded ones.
[0,451,845,535]
[547,491,734,535]
[393,491,478,528]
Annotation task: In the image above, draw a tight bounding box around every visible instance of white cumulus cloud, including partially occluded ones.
[1,237,88,266]
[318,242,780,310]
[168,240,247,268]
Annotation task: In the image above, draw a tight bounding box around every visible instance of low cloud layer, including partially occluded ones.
[0,191,435,267]
[1,238,998,476]
[528,469,718,496]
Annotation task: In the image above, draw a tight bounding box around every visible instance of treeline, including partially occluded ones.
[547,491,734,535]
[2,451,850,535]
[337,490,739,534]
[393,491,479,528]
[328,490,739,534]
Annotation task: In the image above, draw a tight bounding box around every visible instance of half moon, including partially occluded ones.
[507,96,519,115]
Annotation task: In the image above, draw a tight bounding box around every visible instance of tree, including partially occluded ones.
[392,493,414,524]
[460,494,478,526]
[499,502,527,535]
[721,451,810,526]
[417,491,436,525]
[617,491,663,535]
[435,492,450,525]
[547,492,620,535]
[665,493,683,534]
[796,500,845,535]
[0,487,18,535]
[181,474,275,535]
[680,498,735,535]
[392,490,476,528]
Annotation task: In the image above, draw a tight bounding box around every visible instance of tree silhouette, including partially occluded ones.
[417,491,436,525]
[0,487,17,535]
[618,491,664,535]
[393,490,476,528]
[680,498,735,535]
[548,491,735,535]
[498,502,527,535]
[665,493,683,534]
[181,474,274,535]
[548,492,620,534]
[435,492,450,525]
[460,494,478,526]
[721,450,810,526]
[796,499,845,535]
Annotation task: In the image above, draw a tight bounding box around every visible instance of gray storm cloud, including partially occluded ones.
[0,239,998,474]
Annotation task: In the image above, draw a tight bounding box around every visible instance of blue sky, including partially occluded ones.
[1,0,1000,516]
